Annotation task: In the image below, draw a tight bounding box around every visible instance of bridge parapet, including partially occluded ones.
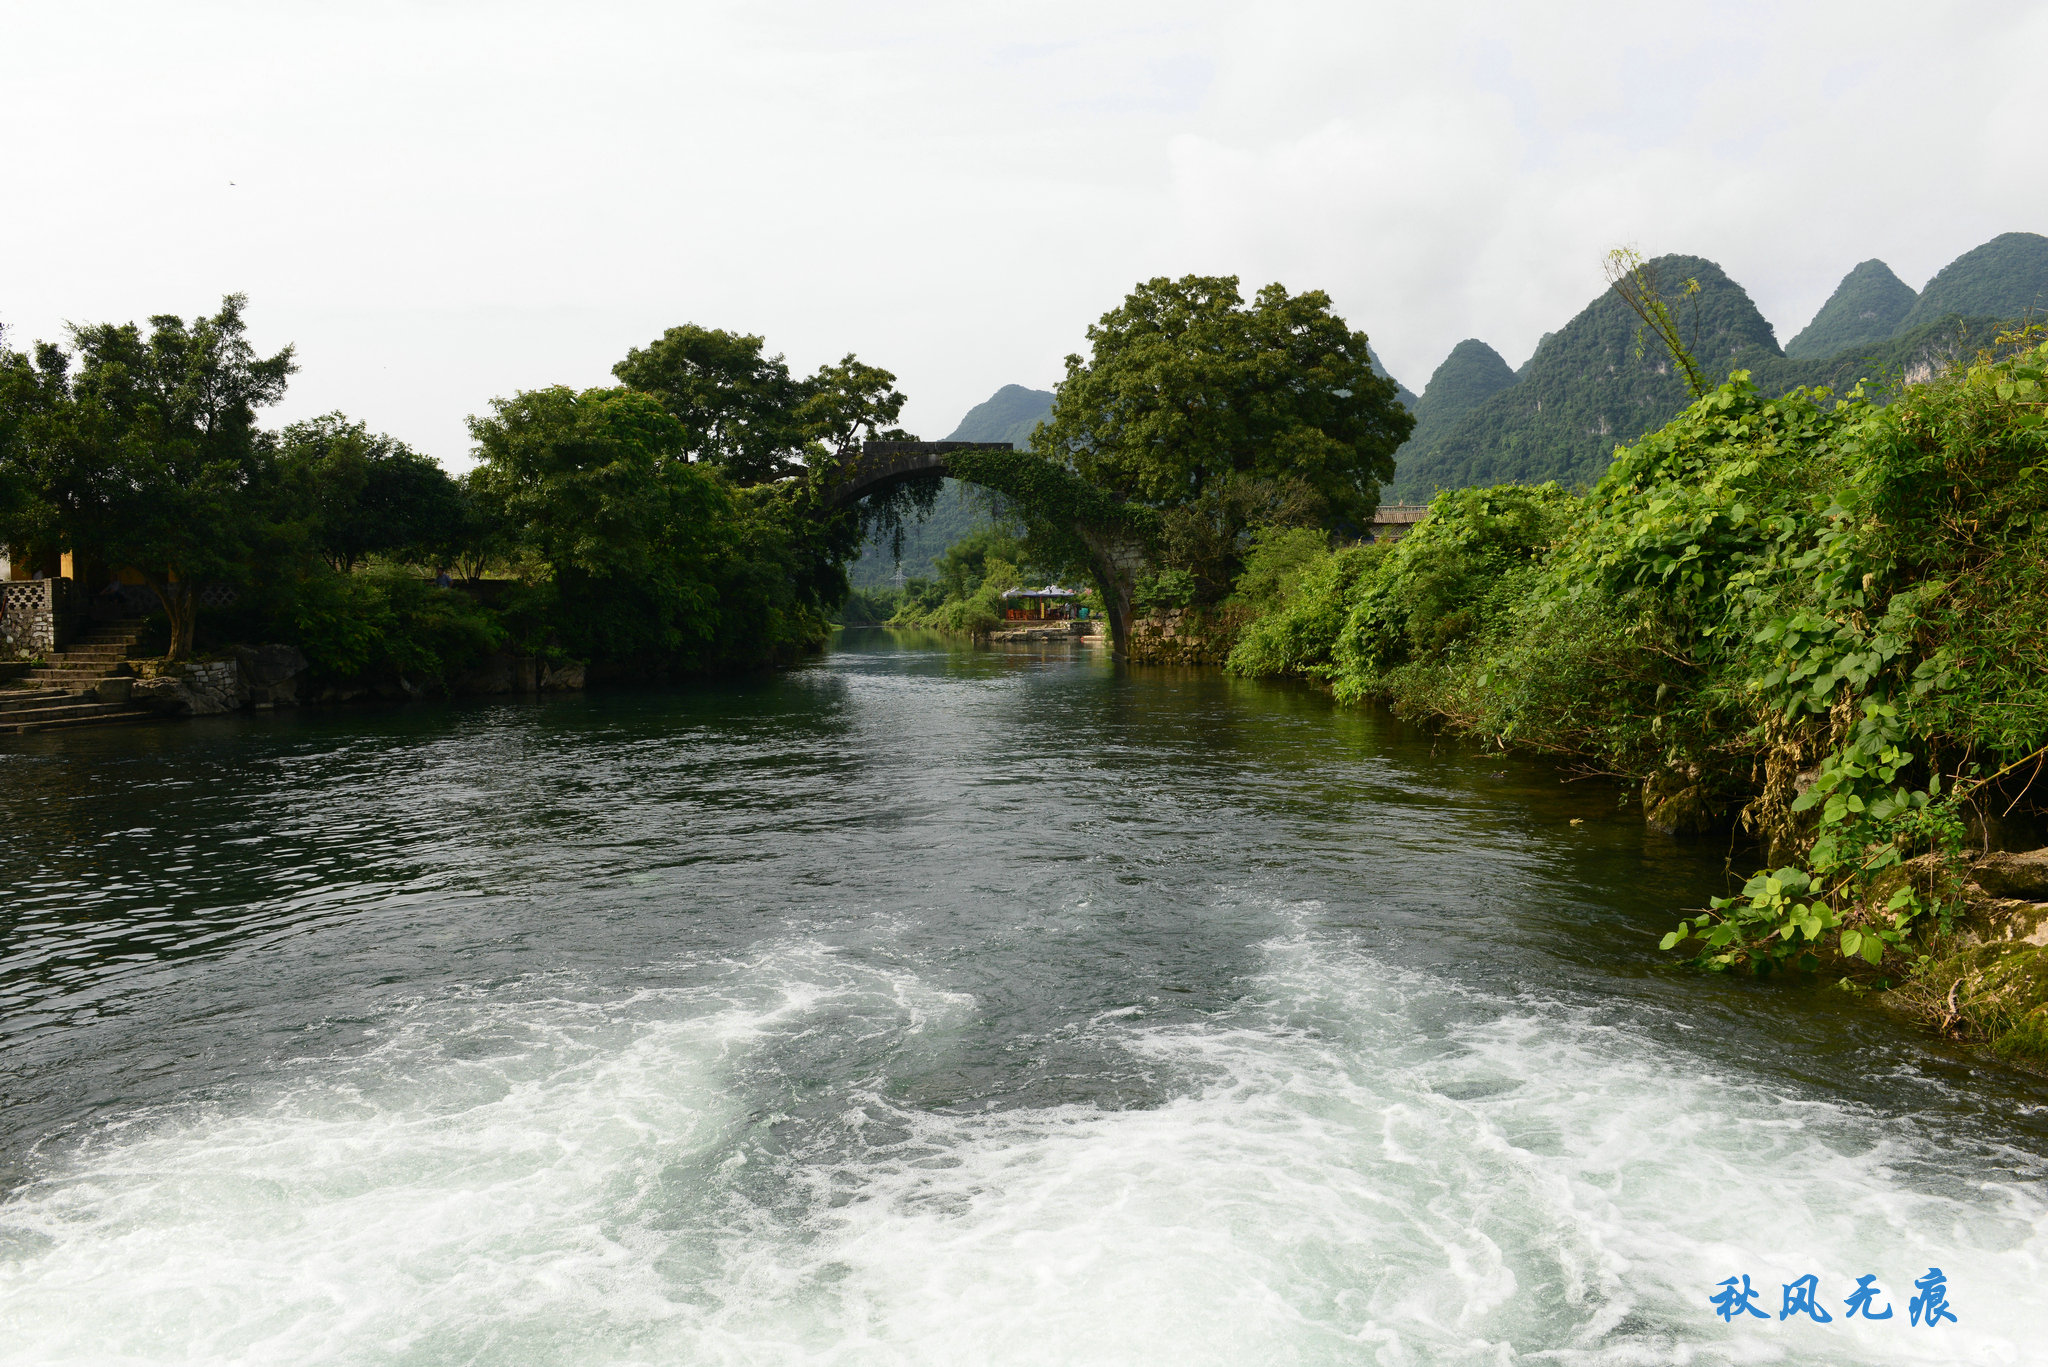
[826,441,1014,507]
[1368,504,1430,543]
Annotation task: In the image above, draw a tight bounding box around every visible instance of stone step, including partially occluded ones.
[53,649,136,661]
[0,700,128,725]
[0,705,153,735]
[0,688,73,713]
[23,668,123,684]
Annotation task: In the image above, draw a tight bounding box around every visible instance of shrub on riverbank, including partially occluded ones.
[1229,331,2048,1058]
[886,526,1036,634]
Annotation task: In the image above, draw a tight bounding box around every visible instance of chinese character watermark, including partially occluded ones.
[1707,1270,1954,1329]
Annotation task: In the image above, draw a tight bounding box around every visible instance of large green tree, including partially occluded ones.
[278,413,467,571]
[0,295,296,658]
[964,276,1411,649]
[1033,276,1412,527]
[466,384,836,670]
[610,326,810,484]
[796,353,910,459]
[611,327,912,488]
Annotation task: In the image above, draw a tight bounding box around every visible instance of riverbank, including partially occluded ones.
[1218,339,2048,1066]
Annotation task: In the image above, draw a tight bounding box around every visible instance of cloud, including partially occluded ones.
[2,0,2042,459]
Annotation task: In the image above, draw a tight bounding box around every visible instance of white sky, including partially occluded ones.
[4,1,2043,467]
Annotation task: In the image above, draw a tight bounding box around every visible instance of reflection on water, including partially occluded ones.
[0,628,2043,1364]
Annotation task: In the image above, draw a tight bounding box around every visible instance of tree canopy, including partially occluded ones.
[279,414,467,571]
[611,326,911,486]
[0,294,297,656]
[610,326,810,484]
[1032,276,1412,528]
[464,384,845,670]
[0,296,885,676]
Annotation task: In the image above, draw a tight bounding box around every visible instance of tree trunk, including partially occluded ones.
[149,579,195,662]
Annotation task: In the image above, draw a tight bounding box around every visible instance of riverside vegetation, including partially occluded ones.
[874,248,2048,1068]
[1224,296,2048,1063]
[0,304,933,690]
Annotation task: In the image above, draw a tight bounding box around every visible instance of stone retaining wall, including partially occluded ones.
[1126,607,1248,666]
[133,659,249,716]
[128,646,588,716]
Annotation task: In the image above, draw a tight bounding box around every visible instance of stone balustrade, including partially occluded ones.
[1,578,79,659]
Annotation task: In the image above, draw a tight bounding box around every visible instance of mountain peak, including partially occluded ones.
[945,385,1055,448]
[1388,254,1782,499]
[1784,259,1916,359]
[1414,340,1514,427]
[1897,232,2048,335]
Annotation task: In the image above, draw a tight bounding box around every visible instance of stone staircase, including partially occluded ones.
[20,620,149,690]
[0,686,151,734]
[0,620,155,734]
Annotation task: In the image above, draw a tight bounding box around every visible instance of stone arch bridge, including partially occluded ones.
[827,440,1428,656]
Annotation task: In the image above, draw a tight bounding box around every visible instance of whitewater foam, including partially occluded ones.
[0,933,2040,1365]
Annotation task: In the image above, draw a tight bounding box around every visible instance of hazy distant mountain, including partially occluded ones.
[1390,255,1784,498]
[1386,341,1515,499]
[1369,349,1419,411]
[1785,259,1916,359]
[1895,231,2048,334]
[1411,339,1515,430]
[944,384,1054,448]
[846,478,1013,589]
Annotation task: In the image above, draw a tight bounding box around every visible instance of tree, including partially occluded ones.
[611,325,810,484]
[795,353,908,462]
[1033,276,1412,530]
[0,335,61,561]
[0,323,37,546]
[1603,247,1708,398]
[0,295,296,659]
[466,385,737,662]
[278,413,467,571]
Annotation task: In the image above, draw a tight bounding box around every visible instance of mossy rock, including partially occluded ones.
[1642,764,1733,835]
[1905,940,2048,1065]
[1972,849,2048,901]
[1995,1004,2048,1063]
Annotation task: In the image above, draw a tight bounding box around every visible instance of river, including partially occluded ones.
[0,630,2043,1364]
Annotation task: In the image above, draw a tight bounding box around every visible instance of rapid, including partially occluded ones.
[0,630,2043,1365]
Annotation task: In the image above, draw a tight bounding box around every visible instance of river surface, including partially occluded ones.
[1,630,2044,1365]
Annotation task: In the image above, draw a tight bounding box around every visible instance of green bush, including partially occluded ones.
[1227,333,2048,989]
[1225,541,1382,679]
[887,527,1041,634]
[291,568,503,681]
